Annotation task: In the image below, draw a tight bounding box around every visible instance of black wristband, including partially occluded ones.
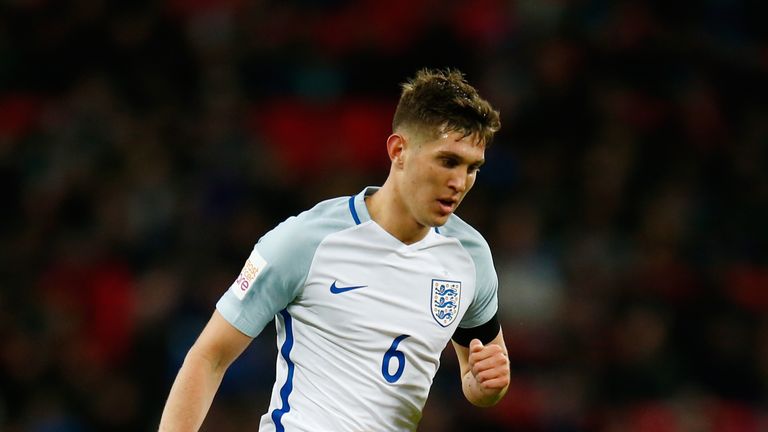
[451,313,500,347]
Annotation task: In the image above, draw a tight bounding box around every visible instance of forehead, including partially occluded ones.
[421,130,486,159]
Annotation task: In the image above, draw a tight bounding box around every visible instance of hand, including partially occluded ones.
[467,338,510,403]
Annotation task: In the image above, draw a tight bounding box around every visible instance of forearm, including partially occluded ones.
[461,369,509,407]
[159,349,227,431]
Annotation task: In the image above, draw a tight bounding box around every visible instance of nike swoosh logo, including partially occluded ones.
[330,280,368,294]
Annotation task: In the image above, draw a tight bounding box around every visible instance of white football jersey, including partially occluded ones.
[216,187,498,432]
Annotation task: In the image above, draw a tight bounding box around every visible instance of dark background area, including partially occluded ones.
[1,0,768,431]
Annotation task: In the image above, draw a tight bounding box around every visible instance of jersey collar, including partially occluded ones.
[350,186,378,225]
[351,186,443,243]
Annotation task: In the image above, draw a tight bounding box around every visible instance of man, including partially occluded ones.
[159,68,510,431]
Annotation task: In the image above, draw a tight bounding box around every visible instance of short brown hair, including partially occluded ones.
[392,68,501,146]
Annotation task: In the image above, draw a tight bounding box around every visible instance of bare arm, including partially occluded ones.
[159,310,253,431]
[451,329,510,407]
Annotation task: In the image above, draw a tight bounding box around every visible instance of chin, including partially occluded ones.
[418,209,451,229]
[432,215,451,227]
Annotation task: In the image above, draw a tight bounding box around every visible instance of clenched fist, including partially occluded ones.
[461,338,510,407]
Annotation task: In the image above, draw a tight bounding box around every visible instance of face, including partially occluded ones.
[396,130,486,228]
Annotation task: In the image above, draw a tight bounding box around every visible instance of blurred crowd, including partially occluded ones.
[2,0,768,431]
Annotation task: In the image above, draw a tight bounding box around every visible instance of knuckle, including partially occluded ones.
[472,365,482,376]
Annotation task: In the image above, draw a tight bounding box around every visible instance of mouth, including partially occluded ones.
[436,198,458,215]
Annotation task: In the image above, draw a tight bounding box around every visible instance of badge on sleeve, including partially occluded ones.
[231,249,268,300]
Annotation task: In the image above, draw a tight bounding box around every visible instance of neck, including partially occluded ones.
[366,180,430,244]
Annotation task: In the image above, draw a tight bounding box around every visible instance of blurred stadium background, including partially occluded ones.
[2,0,768,431]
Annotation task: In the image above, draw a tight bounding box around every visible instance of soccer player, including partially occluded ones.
[159,68,510,431]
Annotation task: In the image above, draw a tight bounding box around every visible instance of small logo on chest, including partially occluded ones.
[330,280,367,294]
[430,279,461,327]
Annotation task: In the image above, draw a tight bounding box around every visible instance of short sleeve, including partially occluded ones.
[458,240,499,328]
[216,215,315,337]
[439,215,500,329]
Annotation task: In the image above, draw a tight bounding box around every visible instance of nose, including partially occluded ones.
[447,169,468,193]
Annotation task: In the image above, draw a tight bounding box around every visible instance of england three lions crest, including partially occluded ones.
[431,279,461,327]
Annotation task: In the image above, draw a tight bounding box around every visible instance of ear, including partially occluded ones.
[386,133,407,168]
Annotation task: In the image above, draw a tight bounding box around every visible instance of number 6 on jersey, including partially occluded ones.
[381,334,410,383]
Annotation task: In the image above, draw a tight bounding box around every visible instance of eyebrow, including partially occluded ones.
[436,150,485,168]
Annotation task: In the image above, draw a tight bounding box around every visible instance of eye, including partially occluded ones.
[468,162,483,175]
[440,156,460,168]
